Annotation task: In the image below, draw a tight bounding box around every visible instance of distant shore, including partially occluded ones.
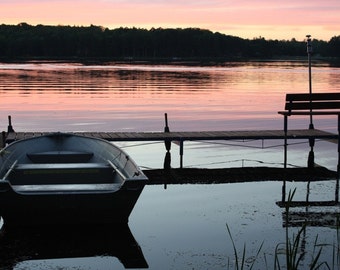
[1,56,340,67]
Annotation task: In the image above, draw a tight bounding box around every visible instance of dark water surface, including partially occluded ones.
[1,61,340,269]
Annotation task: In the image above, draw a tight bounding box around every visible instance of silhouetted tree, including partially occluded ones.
[0,23,338,61]
[328,36,340,57]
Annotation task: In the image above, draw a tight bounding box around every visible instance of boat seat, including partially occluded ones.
[27,151,94,163]
[15,163,111,170]
[11,163,117,185]
[11,183,122,194]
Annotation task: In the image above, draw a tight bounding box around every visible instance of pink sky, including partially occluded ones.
[1,0,340,41]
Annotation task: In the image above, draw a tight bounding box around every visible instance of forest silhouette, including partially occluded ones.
[0,23,339,61]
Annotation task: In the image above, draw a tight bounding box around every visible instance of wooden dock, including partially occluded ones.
[3,128,338,143]
[2,112,338,146]
[2,128,338,169]
[1,111,339,170]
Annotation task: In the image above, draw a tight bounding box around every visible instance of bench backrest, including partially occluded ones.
[285,93,340,112]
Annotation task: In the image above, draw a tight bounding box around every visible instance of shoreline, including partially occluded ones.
[1,56,340,67]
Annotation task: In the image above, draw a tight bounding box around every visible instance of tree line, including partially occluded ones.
[0,23,339,61]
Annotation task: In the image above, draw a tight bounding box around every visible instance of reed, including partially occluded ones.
[227,188,340,270]
[226,223,263,270]
[274,189,325,270]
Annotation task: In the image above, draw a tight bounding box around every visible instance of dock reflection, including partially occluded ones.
[0,221,148,269]
[280,210,340,227]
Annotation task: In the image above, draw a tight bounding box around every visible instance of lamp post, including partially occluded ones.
[306,34,314,129]
[306,35,315,168]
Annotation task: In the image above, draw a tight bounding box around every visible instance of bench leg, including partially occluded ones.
[179,140,184,169]
[282,115,288,202]
[336,114,340,203]
[283,115,287,169]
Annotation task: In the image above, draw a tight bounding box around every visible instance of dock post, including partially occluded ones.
[164,113,171,151]
[180,140,184,168]
[306,181,311,203]
[307,138,315,169]
[7,115,14,133]
[163,151,171,189]
[163,152,171,170]
[1,131,5,149]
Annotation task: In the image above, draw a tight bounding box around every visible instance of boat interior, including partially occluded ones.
[2,150,124,194]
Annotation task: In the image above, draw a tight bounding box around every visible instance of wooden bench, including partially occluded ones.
[278,93,340,133]
[277,93,340,204]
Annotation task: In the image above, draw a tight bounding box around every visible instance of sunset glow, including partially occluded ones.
[1,0,339,41]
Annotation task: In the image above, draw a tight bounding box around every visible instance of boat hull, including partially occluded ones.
[0,182,144,226]
[0,133,148,227]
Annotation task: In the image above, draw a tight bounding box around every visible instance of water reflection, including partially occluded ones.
[281,210,340,227]
[277,171,340,228]
[0,223,148,269]
[4,61,340,133]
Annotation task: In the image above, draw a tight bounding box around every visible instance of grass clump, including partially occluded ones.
[227,189,340,270]
[226,223,264,270]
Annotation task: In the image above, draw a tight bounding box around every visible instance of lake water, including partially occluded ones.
[1,61,340,269]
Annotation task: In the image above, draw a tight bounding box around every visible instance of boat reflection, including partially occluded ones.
[0,221,148,269]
